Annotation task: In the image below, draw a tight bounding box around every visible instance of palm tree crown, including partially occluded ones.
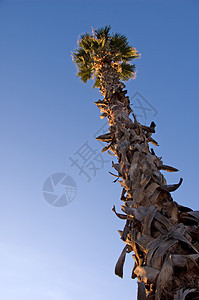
[72,25,140,87]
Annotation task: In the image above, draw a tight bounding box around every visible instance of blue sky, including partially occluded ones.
[0,1,198,299]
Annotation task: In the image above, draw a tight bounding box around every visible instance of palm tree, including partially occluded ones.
[72,26,199,300]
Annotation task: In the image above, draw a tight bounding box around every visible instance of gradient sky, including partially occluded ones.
[0,1,199,299]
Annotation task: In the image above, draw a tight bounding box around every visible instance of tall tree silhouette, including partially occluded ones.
[72,26,199,300]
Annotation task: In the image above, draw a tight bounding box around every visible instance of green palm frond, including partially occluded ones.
[110,33,128,50]
[92,74,101,88]
[78,33,93,52]
[91,39,102,53]
[72,48,94,82]
[72,48,91,66]
[72,25,140,84]
[119,62,136,81]
[110,33,139,62]
[77,66,93,83]
[95,25,111,40]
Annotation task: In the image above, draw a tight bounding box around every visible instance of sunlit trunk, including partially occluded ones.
[95,61,199,300]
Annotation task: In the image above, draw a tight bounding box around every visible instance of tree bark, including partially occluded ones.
[95,61,199,300]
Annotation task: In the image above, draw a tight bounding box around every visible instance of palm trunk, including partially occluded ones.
[95,61,199,300]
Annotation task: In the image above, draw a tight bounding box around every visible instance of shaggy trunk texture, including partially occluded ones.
[95,60,199,300]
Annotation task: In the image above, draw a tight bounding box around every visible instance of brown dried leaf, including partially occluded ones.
[109,171,119,178]
[171,254,199,270]
[151,238,177,269]
[161,201,179,222]
[96,132,113,142]
[134,233,154,252]
[121,205,147,222]
[187,211,199,221]
[177,204,193,212]
[155,255,173,300]
[137,281,146,300]
[189,227,199,241]
[154,212,173,230]
[101,143,111,153]
[150,223,199,261]
[145,183,159,198]
[159,164,179,172]
[147,237,166,265]
[148,137,159,146]
[122,220,130,241]
[158,178,183,192]
[94,100,107,107]
[115,245,131,278]
[142,205,158,236]
[140,175,151,189]
[112,205,127,220]
[142,124,155,133]
[112,161,122,175]
[149,190,161,205]
[100,112,108,119]
[134,266,160,284]
[108,150,116,156]
[120,188,126,201]
[172,230,199,254]
[133,187,145,204]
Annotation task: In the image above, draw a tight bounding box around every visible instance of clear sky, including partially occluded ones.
[0,0,198,299]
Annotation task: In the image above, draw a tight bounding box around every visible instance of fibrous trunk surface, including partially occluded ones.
[95,62,199,300]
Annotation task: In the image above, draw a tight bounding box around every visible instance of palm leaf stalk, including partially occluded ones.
[72,26,199,300]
